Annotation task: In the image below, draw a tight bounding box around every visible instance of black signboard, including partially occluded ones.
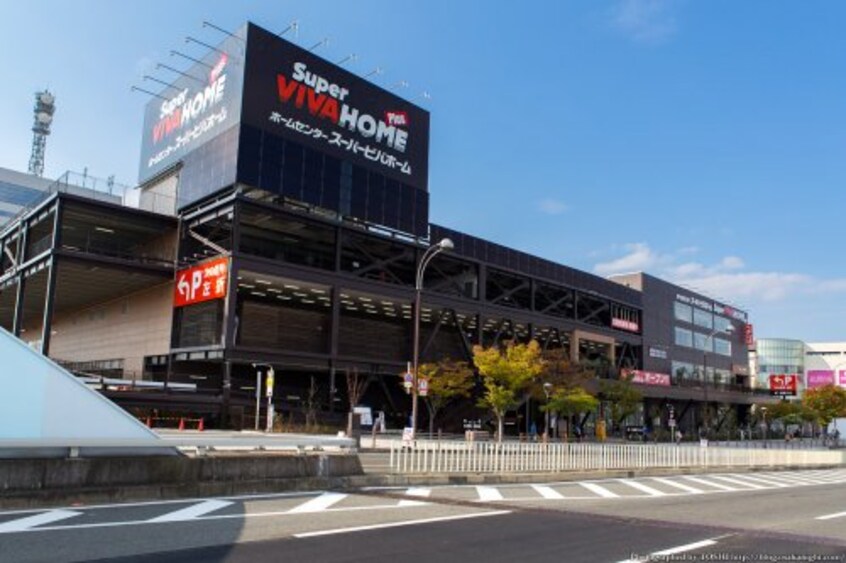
[137,29,246,185]
[240,24,430,192]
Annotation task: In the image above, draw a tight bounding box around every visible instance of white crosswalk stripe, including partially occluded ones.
[726,474,790,488]
[707,475,766,490]
[476,486,504,501]
[619,479,667,496]
[532,485,565,499]
[651,477,703,494]
[580,482,619,498]
[288,492,348,513]
[398,487,432,507]
[0,510,81,533]
[148,500,233,523]
[682,475,737,491]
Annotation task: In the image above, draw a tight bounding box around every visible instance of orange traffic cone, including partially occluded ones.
[197,418,204,432]
[178,417,185,431]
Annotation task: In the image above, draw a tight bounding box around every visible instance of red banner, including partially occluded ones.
[611,318,639,332]
[174,257,229,308]
[744,323,754,346]
[768,374,798,396]
[625,370,671,387]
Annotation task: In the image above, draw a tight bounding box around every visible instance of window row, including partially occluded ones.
[674,301,735,333]
[674,327,732,356]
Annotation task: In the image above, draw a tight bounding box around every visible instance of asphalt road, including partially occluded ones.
[1,469,845,562]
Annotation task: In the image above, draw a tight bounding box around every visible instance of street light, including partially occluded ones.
[410,237,454,438]
[702,324,734,440]
[543,382,553,441]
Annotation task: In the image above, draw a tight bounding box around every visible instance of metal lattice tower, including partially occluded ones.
[28,90,56,177]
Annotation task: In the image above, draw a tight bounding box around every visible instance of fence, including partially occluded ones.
[388,440,845,474]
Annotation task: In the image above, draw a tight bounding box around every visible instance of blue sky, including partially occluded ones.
[2,1,844,341]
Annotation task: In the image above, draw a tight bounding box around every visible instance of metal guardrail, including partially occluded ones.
[0,434,358,458]
[388,441,845,474]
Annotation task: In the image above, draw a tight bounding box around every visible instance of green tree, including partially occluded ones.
[473,340,545,442]
[802,385,846,428]
[417,358,475,438]
[541,386,599,441]
[599,373,643,436]
[529,349,595,400]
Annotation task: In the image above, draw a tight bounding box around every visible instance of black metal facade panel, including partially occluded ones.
[430,224,641,307]
[638,273,750,374]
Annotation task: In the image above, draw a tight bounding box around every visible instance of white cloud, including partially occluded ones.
[611,0,679,44]
[538,198,569,215]
[594,242,846,305]
[594,242,661,276]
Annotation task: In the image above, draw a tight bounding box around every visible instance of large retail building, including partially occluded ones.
[0,22,770,433]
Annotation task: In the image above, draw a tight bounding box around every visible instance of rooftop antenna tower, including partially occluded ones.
[28,90,56,177]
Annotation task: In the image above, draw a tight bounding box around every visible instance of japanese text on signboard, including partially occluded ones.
[174,257,229,307]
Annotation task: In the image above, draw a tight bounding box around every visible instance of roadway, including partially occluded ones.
[1,468,845,562]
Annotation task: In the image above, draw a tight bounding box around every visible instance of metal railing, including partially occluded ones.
[388,440,845,474]
[0,433,358,459]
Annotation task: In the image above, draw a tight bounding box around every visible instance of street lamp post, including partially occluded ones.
[702,324,734,439]
[543,382,553,442]
[251,363,274,432]
[410,238,454,438]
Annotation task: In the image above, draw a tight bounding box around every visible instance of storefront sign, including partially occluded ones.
[769,374,798,396]
[840,370,846,386]
[648,347,668,360]
[744,323,754,346]
[173,257,229,307]
[625,370,671,387]
[611,318,639,332]
[807,370,835,389]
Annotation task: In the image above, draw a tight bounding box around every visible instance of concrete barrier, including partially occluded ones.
[0,453,363,508]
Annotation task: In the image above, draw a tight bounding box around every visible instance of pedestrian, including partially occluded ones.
[675,430,683,444]
[529,421,537,441]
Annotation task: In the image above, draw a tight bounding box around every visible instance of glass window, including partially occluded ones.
[674,302,692,323]
[672,361,694,382]
[714,338,732,356]
[674,327,692,347]
[693,332,712,351]
[715,369,732,385]
[693,308,713,329]
[713,315,733,333]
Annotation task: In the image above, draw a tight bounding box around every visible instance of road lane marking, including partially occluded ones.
[398,487,431,507]
[579,483,619,498]
[293,510,512,538]
[476,486,504,501]
[288,492,347,513]
[619,479,667,497]
[651,477,703,494]
[0,510,81,533]
[682,476,736,491]
[816,510,846,521]
[148,500,233,523]
[708,475,766,489]
[531,485,565,499]
[762,473,830,485]
[726,474,789,488]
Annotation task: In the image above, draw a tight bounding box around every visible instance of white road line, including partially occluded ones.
[763,473,830,485]
[476,486,504,502]
[398,487,432,507]
[148,499,233,523]
[0,510,81,533]
[288,492,348,514]
[708,475,766,490]
[294,510,512,538]
[652,477,703,494]
[619,479,667,497]
[531,485,565,499]
[726,474,789,488]
[617,538,719,563]
[580,482,619,498]
[816,510,846,521]
[682,476,736,491]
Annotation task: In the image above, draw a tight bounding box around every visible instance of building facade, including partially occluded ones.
[609,273,767,437]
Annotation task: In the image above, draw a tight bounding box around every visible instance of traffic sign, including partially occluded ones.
[418,378,429,397]
[403,372,413,389]
[266,367,275,398]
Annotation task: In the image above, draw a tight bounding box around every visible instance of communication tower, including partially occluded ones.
[28,90,56,177]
